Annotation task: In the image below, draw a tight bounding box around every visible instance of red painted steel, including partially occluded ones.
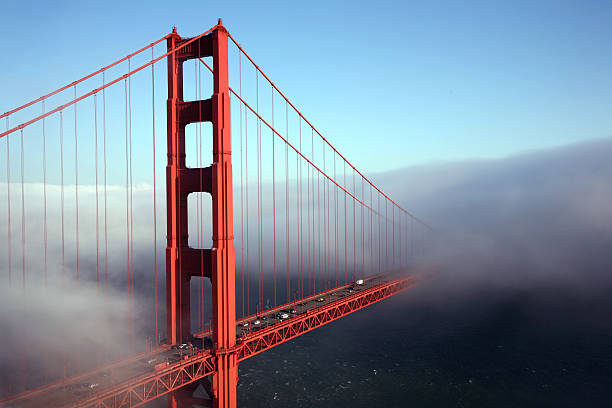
[0,277,417,408]
[0,36,170,120]
[225,33,431,228]
[237,277,417,360]
[0,27,216,140]
[77,353,217,408]
[0,20,431,408]
[208,21,238,408]
[165,27,190,347]
[72,278,415,408]
[165,20,237,408]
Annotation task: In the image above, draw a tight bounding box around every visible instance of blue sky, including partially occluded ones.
[2,0,612,173]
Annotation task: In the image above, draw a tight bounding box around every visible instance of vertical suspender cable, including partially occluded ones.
[405,214,408,267]
[285,101,290,302]
[74,86,79,281]
[94,95,100,287]
[259,97,263,312]
[402,214,410,268]
[344,160,347,285]
[420,221,423,257]
[402,213,410,268]
[399,208,402,268]
[311,129,315,293]
[60,111,65,287]
[352,169,356,282]
[334,152,338,287]
[361,178,364,279]
[377,194,381,275]
[260,76,265,312]
[20,128,25,291]
[393,205,395,268]
[370,184,374,273]
[400,213,403,267]
[103,73,109,291]
[42,103,48,286]
[359,177,365,278]
[272,89,276,306]
[245,101,249,316]
[317,145,320,292]
[151,49,158,343]
[261,82,265,312]
[327,154,331,288]
[20,126,26,393]
[239,52,245,318]
[385,200,388,272]
[410,216,413,260]
[307,142,311,296]
[419,220,426,256]
[316,144,320,291]
[416,221,419,257]
[415,220,418,257]
[326,149,330,289]
[124,79,131,306]
[5,117,11,286]
[323,144,326,289]
[328,153,332,288]
[256,71,261,314]
[298,119,303,298]
[128,59,135,319]
[294,119,302,298]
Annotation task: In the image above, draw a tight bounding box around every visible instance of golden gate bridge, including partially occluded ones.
[0,20,431,408]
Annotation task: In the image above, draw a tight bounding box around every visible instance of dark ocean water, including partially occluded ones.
[235,280,612,407]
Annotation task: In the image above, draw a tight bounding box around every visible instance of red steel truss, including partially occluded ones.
[77,354,216,408]
[71,276,416,408]
[238,276,417,361]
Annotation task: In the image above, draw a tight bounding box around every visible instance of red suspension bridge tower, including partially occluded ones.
[166,20,237,407]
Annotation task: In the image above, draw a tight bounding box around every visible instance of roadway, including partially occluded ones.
[1,275,388,408]
[231,276,385,340]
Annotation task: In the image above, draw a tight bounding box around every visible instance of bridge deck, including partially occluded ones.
[1,275,415,408]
